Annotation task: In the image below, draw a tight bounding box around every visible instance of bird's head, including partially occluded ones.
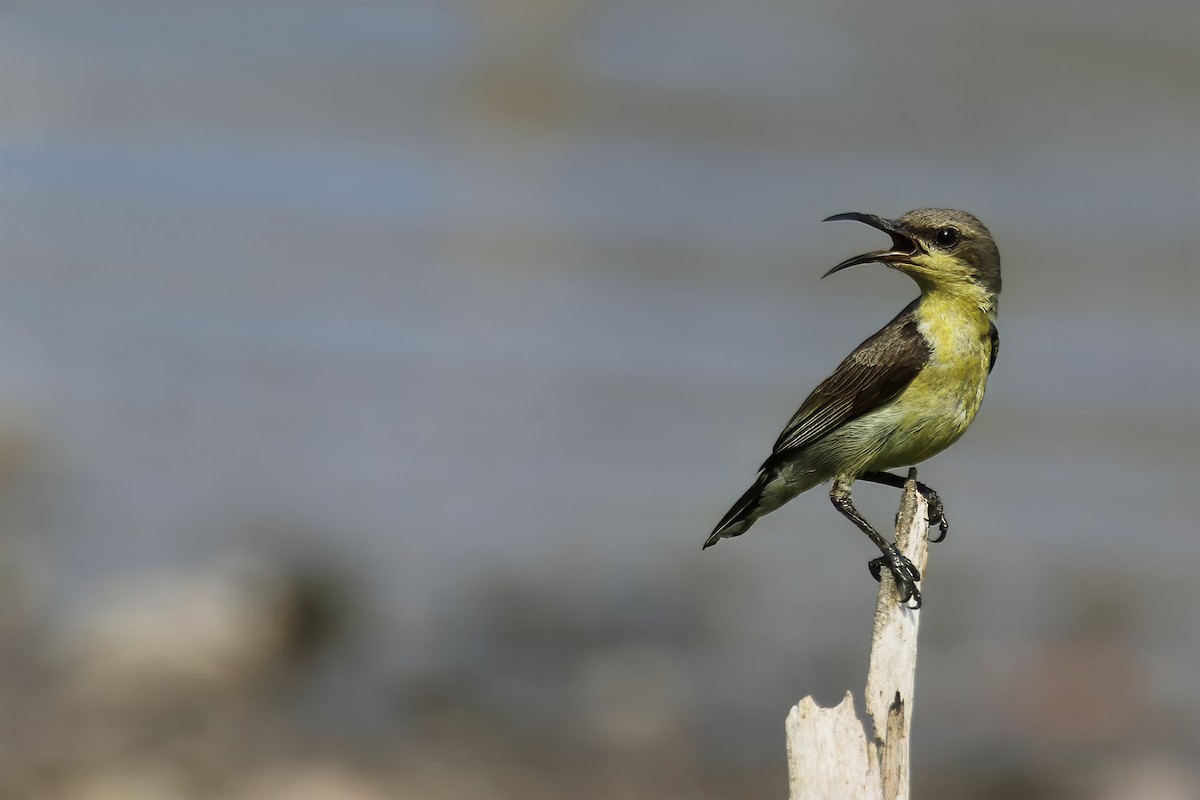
[823,209,1001,315]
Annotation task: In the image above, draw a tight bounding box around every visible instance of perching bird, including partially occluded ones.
[703,209,1000,608]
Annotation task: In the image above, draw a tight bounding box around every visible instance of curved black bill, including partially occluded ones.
[821,212,918,277]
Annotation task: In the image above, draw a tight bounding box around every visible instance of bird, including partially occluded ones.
[703,209,1001,608]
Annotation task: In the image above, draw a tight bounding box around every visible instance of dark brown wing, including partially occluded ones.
[763,299,930,471]
[988,321,999,374]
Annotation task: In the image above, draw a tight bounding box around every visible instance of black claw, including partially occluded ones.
[915,481,949,544]
[868,547,922,609]
[929,516,948,544]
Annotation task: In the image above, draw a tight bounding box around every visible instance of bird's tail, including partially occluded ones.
[703,471,771,549]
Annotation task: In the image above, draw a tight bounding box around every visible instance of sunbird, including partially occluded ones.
[703,209,1001,608]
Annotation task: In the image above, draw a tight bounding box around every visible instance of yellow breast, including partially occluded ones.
[868,293,993,470]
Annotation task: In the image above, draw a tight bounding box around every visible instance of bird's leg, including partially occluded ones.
[860,470,948,543]
[829,480,921,608]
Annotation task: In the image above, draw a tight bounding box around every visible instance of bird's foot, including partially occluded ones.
[869,546,922,609]
[914,481,948,543]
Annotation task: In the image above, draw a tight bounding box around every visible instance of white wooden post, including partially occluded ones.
[785,468,930,800]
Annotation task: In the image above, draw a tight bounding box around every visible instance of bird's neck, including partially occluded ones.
[917,281,997,322]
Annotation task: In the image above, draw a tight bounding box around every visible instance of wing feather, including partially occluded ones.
[988,321,999,374]
[763,299,929,470]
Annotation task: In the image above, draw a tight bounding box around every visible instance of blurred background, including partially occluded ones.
[0,0,1196,798]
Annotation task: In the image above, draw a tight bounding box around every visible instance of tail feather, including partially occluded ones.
[703,472,770,549]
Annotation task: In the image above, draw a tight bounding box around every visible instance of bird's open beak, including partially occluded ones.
[821,212,920,278]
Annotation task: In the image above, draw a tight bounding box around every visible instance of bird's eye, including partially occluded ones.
[934,228,960,249]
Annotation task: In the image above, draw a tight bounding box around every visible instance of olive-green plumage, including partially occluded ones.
[704,209,1001,608]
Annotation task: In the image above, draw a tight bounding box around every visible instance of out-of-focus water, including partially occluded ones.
[0,0,1197,794]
